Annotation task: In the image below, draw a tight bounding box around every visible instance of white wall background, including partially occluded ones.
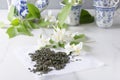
[0,0,8,9]
[0,0,119,9]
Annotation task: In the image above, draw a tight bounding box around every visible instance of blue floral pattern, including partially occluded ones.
[72,5,82,23]
[35,0,49,11]
[93,0,112,7]
[62,4,82,26]
[14,0,49,18]
[95,6,115,28]
[15,0,28,18]
[93,0,119,8]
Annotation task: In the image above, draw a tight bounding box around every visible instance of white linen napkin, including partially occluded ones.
[0,29,9,64]
[9,45,104,80]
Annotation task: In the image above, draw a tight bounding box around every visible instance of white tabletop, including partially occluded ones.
[0,9,120,80]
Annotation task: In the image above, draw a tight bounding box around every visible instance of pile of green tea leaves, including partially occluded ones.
[29,48,70,74]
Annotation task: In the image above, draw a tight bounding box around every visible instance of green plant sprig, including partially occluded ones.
[57,3,72,28]
[62,0,82,5]
[7,3,50,38]
[6,2,94,38]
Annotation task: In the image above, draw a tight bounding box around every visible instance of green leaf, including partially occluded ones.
[49,39,54,44]
[23,20,32,30]
[27,3,40,19]
[7,5,16,21]
[25,13,37,20]
[70,34,86,45]
[17,24,33,36]
[62,0,69,4]
[22,20,39,30]
[52,45,57,48]
[7,24,33,38]
[11,18,20,26]
[62,0,82,5]
[73,34,85,40]
[0,21,5,28]
[81,9,92,17]
[30,22,40,29]
[58,42,65,48]
[39,19,50,27]
[80,9,94,24]
[14,7,19,16]
[58,4,72,26]
[57,23,68,29]
[70,41,79,45]
[6,26,18,38]
[6,3,43,38]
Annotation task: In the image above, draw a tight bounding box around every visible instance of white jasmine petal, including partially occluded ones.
[65,42,83,55]
[37,0,42,4]
[65,43,75,55]
[76,42,83,49]
[71,32,79,37]
[51,28,66,42]
[48,10,52,16]
[38,35,50,48]
[68,0,72,3]
[44,10,57,23]
[73,42,83,55]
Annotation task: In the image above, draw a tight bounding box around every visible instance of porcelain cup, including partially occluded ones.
[60,3,82,26]
[95,6,116,28]
[93,0,119,7]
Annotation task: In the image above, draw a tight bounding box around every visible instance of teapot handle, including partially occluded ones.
[112,0,119,4]
[7,0,11,9]
[116,4,119,10]
[112,0,119,8]
[115,0,120,10]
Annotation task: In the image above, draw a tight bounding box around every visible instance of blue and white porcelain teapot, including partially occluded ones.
[7,0,49,18]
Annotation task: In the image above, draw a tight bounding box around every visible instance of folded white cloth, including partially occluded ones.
[0,29,9,64]
[9,45,104,80]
